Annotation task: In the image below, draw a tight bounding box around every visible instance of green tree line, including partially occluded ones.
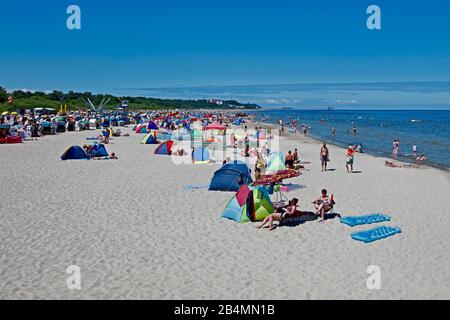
[0,86,260,112]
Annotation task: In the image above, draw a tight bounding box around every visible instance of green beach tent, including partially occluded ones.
[266,152,286,173]
[222,185,274,223]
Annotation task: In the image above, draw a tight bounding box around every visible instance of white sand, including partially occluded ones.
[1,125,449,300]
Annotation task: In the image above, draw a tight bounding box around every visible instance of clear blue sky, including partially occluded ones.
[0,0,449,93]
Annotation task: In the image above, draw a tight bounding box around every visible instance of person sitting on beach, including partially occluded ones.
[222,157,231,166]
[82,145,91,158]
[293,148,300,164]
[244,143,250,157]
[110,152,118,160]
[313,189,335,223]
[257,198,300,231]
[285,151,294,169]
[102,129,110,144]
[416,154,427,163]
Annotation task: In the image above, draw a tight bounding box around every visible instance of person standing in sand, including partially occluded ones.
[254,152,266,180]
[346,146,355,173]
[320,143,330,172]
[393,139,400,157]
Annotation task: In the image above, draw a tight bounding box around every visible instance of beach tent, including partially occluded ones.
[192,146,211,164]
[154,140,174,155]
[136,126,148,134]
[266,152,286,173]
[92,144,109,157]
[156,131,172,141]
[209,161,252,192]
[171,128,190,141]
[222,185,274,223]
[147,121,159,130]
[61,146,89,160]
[141,133,159,144]
[190,129,203,139]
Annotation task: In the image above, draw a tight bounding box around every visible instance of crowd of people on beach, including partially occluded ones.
[1,107,431,232]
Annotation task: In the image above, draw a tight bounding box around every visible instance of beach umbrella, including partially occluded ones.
[2,111,9,116]
[10,112,18,115]
[252,169,301,186]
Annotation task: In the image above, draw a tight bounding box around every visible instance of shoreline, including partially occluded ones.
[247,119,450,175]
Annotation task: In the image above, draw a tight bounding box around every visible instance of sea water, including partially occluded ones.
[248,110,450,169]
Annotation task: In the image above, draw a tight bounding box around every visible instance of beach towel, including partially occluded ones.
[280,183,306,192]
[340,213,391,227]
[184,184,210,190]
[351,226,402,243]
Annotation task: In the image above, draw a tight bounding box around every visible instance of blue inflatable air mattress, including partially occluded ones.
[340,213,391,227]
[351,226,402,243]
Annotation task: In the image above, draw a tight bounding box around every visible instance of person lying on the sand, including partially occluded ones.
[257,198,300,231]
[313,189,334,223]
[93,152,118,160]
[385,160,402,168]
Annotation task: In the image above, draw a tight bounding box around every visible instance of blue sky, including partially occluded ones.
[0,0,449,106]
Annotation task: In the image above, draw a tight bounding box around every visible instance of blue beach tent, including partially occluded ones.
[141,133,159,144]
[192,146,211,164]
[209,160,252,192]
[154,141,174,155]
[61,146,89,160]
[147,121,159,130]
[92,144,109,157]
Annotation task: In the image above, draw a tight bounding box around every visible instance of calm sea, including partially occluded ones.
[248,110,450,169]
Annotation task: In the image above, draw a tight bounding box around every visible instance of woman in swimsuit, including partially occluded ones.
[257,198,300,231]
[313,189,334,223]
[320,143,329,172]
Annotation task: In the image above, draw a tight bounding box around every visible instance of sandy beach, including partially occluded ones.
[1,124,450,300]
